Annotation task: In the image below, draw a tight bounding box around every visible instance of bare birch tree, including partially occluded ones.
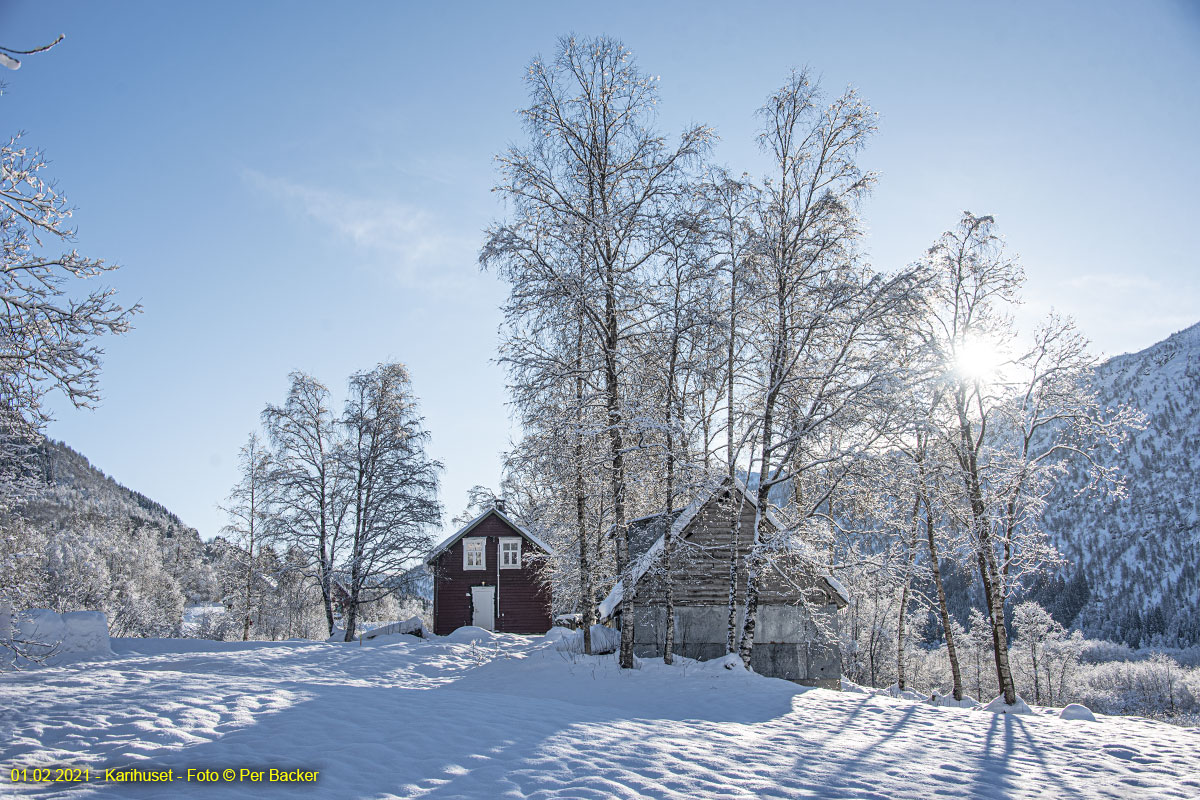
[338,362,442,642]
[262,372,347,637]
[921,212,1141,705]
[734,70,922,668]
[1,125,140,499]
[483,35,712,668]
[219,433,277,641]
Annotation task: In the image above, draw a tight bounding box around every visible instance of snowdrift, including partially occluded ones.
[6,609,113,666]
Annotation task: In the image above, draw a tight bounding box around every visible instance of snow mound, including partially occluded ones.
[1059,703,1097,722]
[712,653,746,672]
[884,683,926,702]
[543,626,574,642]
[360,617,429,641]
[14,608,65,660]
[930,690,981,709]
[982,694,1034,715]
[443,626,500,643]
[550,624,619,655]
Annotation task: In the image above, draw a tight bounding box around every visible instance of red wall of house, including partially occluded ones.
[431,513,552,636]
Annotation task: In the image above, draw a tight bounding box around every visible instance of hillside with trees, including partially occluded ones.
[2,439,213,637]
[1038,322,1200,648]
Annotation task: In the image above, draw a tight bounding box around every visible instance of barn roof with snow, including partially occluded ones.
[599,478,849,619]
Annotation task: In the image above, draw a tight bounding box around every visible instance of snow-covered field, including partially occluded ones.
[2,630,1198,799]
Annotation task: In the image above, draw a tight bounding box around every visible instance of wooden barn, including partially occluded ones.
[598,479,849,687]
[425,504,554,636]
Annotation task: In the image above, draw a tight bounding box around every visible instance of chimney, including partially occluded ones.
[494,499,507,514]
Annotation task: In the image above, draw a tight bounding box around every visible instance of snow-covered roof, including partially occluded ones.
[425,506,554,564]
[598,477,848,618]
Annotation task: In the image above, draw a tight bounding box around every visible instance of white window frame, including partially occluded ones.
[499,537,522,569]
[463,537,486,570]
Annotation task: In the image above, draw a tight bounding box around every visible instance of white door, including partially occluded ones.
[471,586,495,630]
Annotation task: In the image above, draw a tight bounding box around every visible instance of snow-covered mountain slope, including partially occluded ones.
[27,439,196,536]
[1,632,1196,799]
[16,439,215,604]
[1041,321,1200,647]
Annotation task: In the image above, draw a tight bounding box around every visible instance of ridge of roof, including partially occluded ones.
[425,507,554,564]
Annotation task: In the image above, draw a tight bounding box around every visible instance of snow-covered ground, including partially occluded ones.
[2,630,1198,799]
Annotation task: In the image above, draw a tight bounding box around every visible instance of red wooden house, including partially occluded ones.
[425,504,553,636]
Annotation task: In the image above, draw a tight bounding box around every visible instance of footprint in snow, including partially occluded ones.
[1101,743,1154,765]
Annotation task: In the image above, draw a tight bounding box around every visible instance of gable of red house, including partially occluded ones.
[425,505,553,636]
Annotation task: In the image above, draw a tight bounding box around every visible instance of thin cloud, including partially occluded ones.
[242,169,476,288]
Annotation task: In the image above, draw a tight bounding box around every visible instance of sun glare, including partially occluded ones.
[954,335,1005,382]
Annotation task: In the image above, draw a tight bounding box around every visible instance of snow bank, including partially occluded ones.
[550,624,620,655]
[1059,703,1097,721]
[8,609,113,664]
[13,609,64,659]
[443,625,500,644]
[840,676,885,695]
[982,694,1034,715]
[711,653,746,672]
[59,611,114,657]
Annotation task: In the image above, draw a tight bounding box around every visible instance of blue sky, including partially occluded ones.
[3,2,1198,542]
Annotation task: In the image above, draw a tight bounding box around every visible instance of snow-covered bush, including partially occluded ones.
[191,607,241,641]
[1071,652,1199,722]
[1010,601,1085,707]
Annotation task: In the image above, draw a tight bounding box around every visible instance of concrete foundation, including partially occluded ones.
[630,604,840,688]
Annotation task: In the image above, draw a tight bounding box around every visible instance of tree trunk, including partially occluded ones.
[738,371,776,669]
[959,412,1018,705]
[1029,639,1041,705]
[979,547,1017,703]
[242,519,255,641]
[318,481,336,636]
[896,493,920,691]
[344,588,359,642]
[575,325,594,656]
[663,335,679,666]
[319,559,335,637]
[896,580,910,691]
[603,282,633,669]
[737,546,762,669]
[923,492,963,700]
